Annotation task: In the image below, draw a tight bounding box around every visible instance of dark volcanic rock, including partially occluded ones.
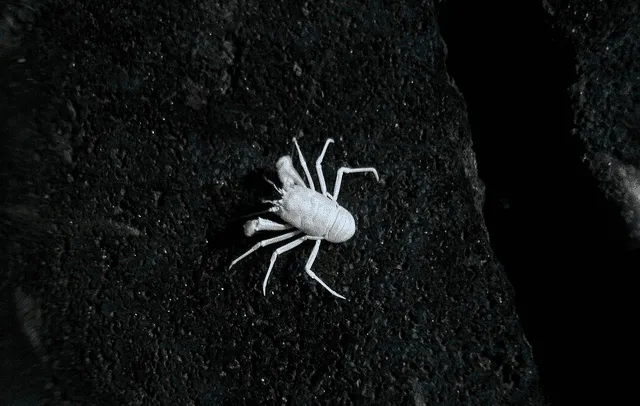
[0,0,548,405]
[438,0,638,404]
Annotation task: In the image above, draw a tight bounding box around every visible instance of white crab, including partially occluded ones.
[229,137,379,299]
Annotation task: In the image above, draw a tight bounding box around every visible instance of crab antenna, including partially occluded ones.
[263,175,284,194]
[235,206,276,220]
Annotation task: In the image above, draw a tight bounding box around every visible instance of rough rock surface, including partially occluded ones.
[0,0,562,404]
[439,0,638,404]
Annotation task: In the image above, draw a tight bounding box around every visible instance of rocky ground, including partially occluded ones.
[1,0,637,405]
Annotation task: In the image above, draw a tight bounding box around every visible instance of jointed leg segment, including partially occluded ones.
[332,167,380,201]
[230,230,345,299]
[260,235,321,294]
[292,138,316,191]
[262,235,345,299]
[315,138,335,198]
[304,239,346,299]
[228,230,302,270]
[262,236,310,295]
[261,235,344,299]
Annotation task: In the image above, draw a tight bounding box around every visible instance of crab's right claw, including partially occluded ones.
[243,220,259,237]
[276,156,307,188]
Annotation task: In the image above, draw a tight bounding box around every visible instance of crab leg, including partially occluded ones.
[262,235,323,295]
[315,138,334,198]
[292,137,316,191]
[332,167,380,201]
[229,230,302,270]
[304,239,345,299]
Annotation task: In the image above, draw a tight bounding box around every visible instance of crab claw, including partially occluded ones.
[276,155,307,188]
[243,220,259,237]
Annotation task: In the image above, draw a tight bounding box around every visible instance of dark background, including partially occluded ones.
[437,0,634,403]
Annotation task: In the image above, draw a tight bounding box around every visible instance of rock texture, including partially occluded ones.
[439,0,638,404]
[5,0,613,404]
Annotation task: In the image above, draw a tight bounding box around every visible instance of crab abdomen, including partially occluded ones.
[278,186,355,242]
